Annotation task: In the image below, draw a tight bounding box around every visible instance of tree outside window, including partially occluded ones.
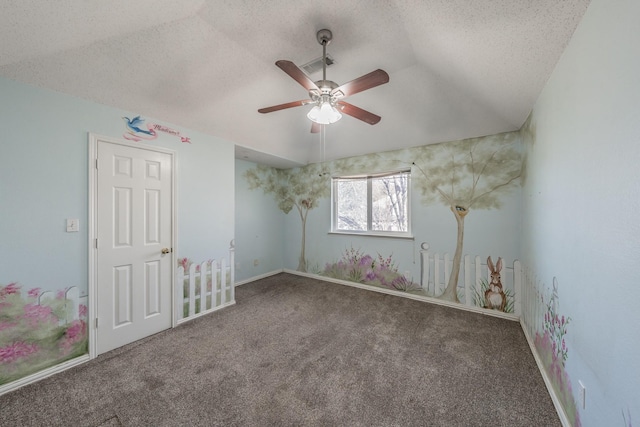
[332,170,410,236]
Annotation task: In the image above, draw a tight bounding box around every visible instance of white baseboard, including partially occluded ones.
[520,319,571,427]
[283,269,519,321]
[234,269,284,287]
[0,354,90,397]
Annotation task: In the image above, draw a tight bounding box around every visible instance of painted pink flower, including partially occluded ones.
[178,258,190,270]
[27,288,41,298]
[0,282,21,298]
[23,303,57,326]
[0,341,39,364]
[78,304,88,318]
[60,320,87,354]
[56,288,67,299]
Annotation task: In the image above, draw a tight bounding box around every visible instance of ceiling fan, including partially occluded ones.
[258,29,389,133]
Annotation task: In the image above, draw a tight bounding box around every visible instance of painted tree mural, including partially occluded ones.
[411,132,523,302]
[244,163,329,272]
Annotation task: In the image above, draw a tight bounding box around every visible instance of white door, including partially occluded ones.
[96,140,173,355]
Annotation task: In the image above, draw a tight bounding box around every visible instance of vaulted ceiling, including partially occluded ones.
[0,1,590,168]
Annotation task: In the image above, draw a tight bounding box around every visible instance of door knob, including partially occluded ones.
[161,248,171,254]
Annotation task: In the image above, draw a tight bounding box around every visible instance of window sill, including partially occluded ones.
[328,231,415,240]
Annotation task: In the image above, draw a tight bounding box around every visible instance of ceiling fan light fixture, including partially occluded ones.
[307,102,342,124]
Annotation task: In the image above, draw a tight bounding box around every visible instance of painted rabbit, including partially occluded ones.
[485,256,506,311]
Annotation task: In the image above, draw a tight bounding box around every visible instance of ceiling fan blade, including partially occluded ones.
[258,99,312,114]
[276,60,319,92]
[337,101,382,125]
[310,122,321,133]
[331,69,389,98]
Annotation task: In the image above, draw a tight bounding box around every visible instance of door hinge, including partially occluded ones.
[95,318,98,328]
[95,238,98,249]
[95,158,98,169]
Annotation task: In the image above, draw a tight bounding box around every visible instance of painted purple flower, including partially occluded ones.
[56,288,67,299]
[358,255,373,267]
[365,269,377,282]
[78,304,88,318]
[0,341,39,364]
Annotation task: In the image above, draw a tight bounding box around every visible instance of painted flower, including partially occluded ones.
[358,255,374,267]
[0,282,21,298]
[178,257,191,270]
[23,303,57,326]
[27,288,41,298]
[0,341,39,364]
[56,288,67,299]
[365,269,377,282]
[78,304,88,318]
[60,320,87,354]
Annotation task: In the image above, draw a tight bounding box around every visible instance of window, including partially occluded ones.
[331,170,411,237]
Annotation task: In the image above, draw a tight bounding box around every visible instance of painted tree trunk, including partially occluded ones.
[297,211,308,272]
[439,206,467,302]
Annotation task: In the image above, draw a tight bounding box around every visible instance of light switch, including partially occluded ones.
[66,218,79,232]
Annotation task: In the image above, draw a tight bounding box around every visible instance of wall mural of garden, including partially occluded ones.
[0,282,88,385]
[245,131,523,313]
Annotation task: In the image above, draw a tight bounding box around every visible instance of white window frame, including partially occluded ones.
[330,169,412,238]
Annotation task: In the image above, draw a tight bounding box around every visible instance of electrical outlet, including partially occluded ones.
[578,380,586,409]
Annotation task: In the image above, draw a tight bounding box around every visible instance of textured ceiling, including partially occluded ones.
[0,1,590,168]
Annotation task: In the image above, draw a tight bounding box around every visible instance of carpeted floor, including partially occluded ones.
[0,273,560,426]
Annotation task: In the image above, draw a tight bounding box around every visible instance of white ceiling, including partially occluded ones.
[0,1,590,168]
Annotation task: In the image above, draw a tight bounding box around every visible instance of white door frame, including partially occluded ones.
[88,133,178,359]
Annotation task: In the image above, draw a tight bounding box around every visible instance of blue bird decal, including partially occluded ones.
[122,116,154,136]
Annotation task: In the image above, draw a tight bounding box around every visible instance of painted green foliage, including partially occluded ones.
[244,133,523,301]
[410,132,523,302]
[244,163,330,272]
[0,282,88,385]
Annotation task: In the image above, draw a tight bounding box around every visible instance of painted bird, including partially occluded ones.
[122,116,154,136]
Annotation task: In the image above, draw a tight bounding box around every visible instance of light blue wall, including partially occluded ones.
[521,0,640,424]
[281,136,523,282]
[0,77,235,295]
[234,159,284,282]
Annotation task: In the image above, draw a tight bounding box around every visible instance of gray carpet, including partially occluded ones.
[0,273,560,426]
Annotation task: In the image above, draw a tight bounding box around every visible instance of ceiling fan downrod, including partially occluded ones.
[316,29,332,83]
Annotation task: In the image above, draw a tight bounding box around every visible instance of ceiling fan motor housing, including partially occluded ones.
[316,29,333,46]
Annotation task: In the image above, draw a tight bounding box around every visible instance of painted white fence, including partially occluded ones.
[38,287,82,324]
[419,243,522,315]
[520,266,549,337]
[175,242,235,324]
